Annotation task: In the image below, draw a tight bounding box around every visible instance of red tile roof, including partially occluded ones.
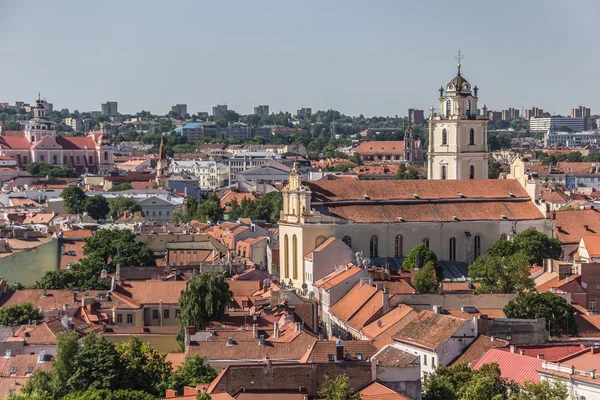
[498,344,586,362]
[314,264,364,290]
[0,136,31,149]
[451,335,509,366]
[555,209,600,244]
[473,348,542,383]
[55,136,97,150]
[359,381,411,400]
[356,141,405,155]
[361,305,418,349]
[392,310,469,351]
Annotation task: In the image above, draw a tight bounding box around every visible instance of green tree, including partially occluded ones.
[83,229,155,268]
[109,182,134,192]
[196,393,211,400]
[117,336,172,396]
[423,362,473,400]
[195,192,224,223]
[61,186,87,214]
[84,195,110,220]
[26,162,78,180]
[488,159,502,179]
[413,261,439,294]
[458,363,513,400]
[67,333,123,391]
[109,196,142,218]
[469,252,534,294]
[318,375,361,400]
[52,332,80,398]
[228,197,241,220]
[402,244,438,270]
[395,163,423,180]
[503,292,578,336]
[509,380,568,400]
[177,272,232,347]
[0,302,43,325]
[168,355,217,395]
[60,389,155,400]
[512,227,562,266]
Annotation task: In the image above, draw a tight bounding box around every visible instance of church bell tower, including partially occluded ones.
[428,51,489,180]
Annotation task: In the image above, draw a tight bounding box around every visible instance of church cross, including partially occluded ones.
[455,50,464,74]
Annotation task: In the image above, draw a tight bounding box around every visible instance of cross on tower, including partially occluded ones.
[455,50,464,75]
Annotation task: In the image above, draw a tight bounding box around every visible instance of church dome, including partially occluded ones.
[447,73,471,92]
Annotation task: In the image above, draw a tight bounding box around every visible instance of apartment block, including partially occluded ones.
[408,108,425,125]
[530,116,585,132]
[212,104,228,117]
[524,107,544,120]
[254,105,269,116]
[571,106,592,130]
[171,104,187,119]
[101,101,118,116]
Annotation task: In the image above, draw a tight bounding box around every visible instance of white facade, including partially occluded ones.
[531,117,585,133]
[538,363,600,400]
[170,160,228,189]
[428,64,489,180]
[544,130,600,147]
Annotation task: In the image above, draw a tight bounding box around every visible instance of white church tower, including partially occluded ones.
[428,52,489,180]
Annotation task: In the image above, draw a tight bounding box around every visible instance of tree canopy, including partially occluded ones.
[108,196,142,219]
[503,292,578,337]
[26,162,78,180]
[109,182,134,192]
[395,163,424,180]
[413,261,440,294]
[318,374,361,400]
[167,355,217,395]
[228,191,283,223]
[0,302,43,325]
[84,195,110,220]
[61,186,87,214]
[177,272,232,347]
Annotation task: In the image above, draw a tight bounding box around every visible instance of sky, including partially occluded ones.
[0,0,598,117]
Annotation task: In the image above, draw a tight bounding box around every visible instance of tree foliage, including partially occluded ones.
[402,244,438,270]
[503,292,578,337]
[26,162,78,180]
[84,195,110,220]
[395,163,424,180]
[488,159,502,179]
[61,186,87,214]
[318,374,361,400]
[168,355,217,395]
[413,261,440,294]
[109,195,142,218]
[469,252,533,294]
[117,336,172,395]
[0,302,43,325]
[229,191,282,223]
[177,272,232,347]
[109,182,134,192]
[511,227,562,266]
[60,389,155,400]
[510,380,568,400]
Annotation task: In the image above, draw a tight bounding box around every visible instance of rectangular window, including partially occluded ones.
[423,354,427,366]
[591,299,597,311]
[76,156,80,164]
[152,310,159,319]
[89,156,93,164]
[163,309,170,319]
[63,156,68,164]
[116,314,122,323]
[53,155,58,164]
[175,309,181,318]
[127,314,133,323]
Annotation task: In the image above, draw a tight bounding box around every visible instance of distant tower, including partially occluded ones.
[428,51,489,180]
[404,127,415,162]
[156,137,170,188]
[26,94,56,143]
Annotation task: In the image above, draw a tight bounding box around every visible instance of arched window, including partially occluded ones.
[315,236,326,248]
[469,128,475,145]
[423,238,430,249]
[292,235,298,280]
[470,165,475,180]
[40,155,45,162]
[394,235,403,257]
[342,235,352,248]
[370,235,379,258]
[442,129,448,145]
[284,235,289,278]
[104,151,108,160]
[446,100,451,117]
[449,237,456,261]
[441,165,447,180]
[500,233,507,241]
[473,235,481,259]
[466,99,471,116]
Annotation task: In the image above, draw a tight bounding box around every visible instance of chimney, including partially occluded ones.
[432,305,443,314]
[187,326,197,336]
[375,283,383,291]
[252,323,258,339]
[490,336,495,342]
[382,291,391,315]
[510,345,517,353]
[4,350,11,359]
[258,334,265,346]
[273,322,280,339]
[538,354,544,359]
[565,276,570,283]
[335,339,344,362]
[226,337,234,346]
[165,389,178,398]
[520,350,525,355]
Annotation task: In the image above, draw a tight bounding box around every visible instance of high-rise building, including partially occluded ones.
[571,106,592,130]
[530,116,585,133]
[488,111,502,122]
[428,59,489,180]
[64,117,82,132]
[101,101,118,116]
[524,107,543,120]
[212,104,228,117]
[408,109,425,125]
[171,104,188,119]
[254,105,269,116]
[501,108,519,121]
[297,107,312,120]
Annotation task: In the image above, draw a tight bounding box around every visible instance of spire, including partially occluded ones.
[291,160,298,175]
[455,50,464,75]
[158,137,166,160]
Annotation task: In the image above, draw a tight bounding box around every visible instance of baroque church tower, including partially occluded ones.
[280,161,312,224]
[428,52,489,180]
[156,137,170,188]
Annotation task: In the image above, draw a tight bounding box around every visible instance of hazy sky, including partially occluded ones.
[1,0,598,117]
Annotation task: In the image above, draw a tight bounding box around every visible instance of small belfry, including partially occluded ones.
[155,137,170,188]
[427,51,489,180]
[280,161,312,223]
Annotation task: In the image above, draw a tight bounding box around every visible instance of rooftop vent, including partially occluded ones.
[226,337,235,347]
[509,192,516,198]
[457,192,465,198]
[412,194,420,199]
[397,217,405,222]
[500,215,508,220]
[362,194,370,200]
[452,216,459,221]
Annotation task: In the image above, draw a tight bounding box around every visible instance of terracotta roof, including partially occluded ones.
[555,209,600,244]
[352,165,399,176]
[575,313,600,337]
[346,292,388,331]
[440,282,475,293]
[451,335,509,366]
[379,280,417,295]
[359,381,411,400]
[356,141,405,155]
[55,136,97,150]
[9,198,39,207]
[168,249,215,266]
[60,229,93,240]
[473,348,542,383]
[372,345,419,367]
[329,282,377,322]
[220,191,256,209]
[498,344,587,363]
[114,280,186,305]
[234,393,305,400]
[308,179,532,202]
[0,136,31,150]
[14,320,70,345]
[0,236,54,259]
[314,264,363,290]
[537,367,600,386]
[0,377,28,399]
[581,235,600,257]
[535,274,583,292]
[228,280,262,297]
[444,308,505,320]
[0,354,52,377]
[22,213,56,224]
[392,310,470,351]
[300,340,377,363]
[361,305,418,349]
[60,240,86,270]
